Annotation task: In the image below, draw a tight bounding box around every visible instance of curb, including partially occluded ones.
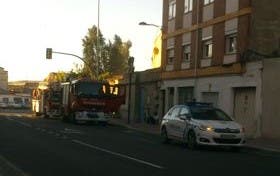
[243,145,280,155]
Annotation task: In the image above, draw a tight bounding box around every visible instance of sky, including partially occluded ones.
[0,0,162,81]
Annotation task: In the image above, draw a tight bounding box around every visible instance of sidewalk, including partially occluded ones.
[109,117,280,154]
[109,117,160,135]
[245,137,280,153]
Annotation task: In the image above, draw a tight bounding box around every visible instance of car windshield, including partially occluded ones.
[190,107,232,121]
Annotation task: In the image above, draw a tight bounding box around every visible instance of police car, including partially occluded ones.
[160,102,245,150]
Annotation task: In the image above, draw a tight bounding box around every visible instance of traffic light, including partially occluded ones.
[46,48,52,59]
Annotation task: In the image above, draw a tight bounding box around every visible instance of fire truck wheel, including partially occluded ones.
[71,113,77,124]
[61,115,67,122]
[43,108,49,118]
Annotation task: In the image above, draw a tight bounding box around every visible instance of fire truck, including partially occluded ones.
[32,82,62,118]
[61,79,124,125]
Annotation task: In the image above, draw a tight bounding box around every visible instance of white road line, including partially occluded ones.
[61,128,83,134]
[6,117,32,128]
[0,155,28,176]
[72,139,164,169]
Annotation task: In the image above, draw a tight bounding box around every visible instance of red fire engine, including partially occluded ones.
[61,79,124,125]
[32,82,62,118]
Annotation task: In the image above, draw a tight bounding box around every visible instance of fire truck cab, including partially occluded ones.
[61,79,113,124]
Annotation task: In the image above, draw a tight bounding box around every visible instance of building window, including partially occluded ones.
[184,0,193,13]
[167,49,175,64]
[178,87,194,104]
[225,34,237,54]
[3,98,9,103]
[203,40,213,58]
[169,0,176,20]
[204,0,214,5]
[183,44,191,62]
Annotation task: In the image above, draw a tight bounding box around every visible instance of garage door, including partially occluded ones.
[234,87,256,138]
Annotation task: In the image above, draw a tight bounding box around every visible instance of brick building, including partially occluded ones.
[160,0,280,138]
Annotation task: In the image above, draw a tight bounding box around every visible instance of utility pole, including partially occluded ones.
[96,0,100,80]
[194,0,200,101]
[127,57,134,124]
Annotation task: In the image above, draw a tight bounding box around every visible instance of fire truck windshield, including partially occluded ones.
[50,92,61,102]
[76,82,108,98]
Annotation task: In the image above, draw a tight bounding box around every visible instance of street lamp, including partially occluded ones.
[138,21,161,29]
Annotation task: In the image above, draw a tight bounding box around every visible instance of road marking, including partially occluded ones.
[61,128,83,134]
[48,131,54,134]
[62,135,68,139]
[6,117,32,128]
[72,139,164,169]
[0,155,28,176]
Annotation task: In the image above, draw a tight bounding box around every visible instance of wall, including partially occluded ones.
[251,0,280,55]
[119,69,161,123]
[0,67,8,91]
[262,58,280,138]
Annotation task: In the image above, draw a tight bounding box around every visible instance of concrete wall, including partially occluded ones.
[262,58,280,138]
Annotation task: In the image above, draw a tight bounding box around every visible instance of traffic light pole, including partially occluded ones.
[47,49,94,78]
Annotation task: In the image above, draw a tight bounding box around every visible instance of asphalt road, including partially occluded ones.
[0,112,279,176]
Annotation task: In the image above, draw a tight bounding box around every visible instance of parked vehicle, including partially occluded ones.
[0,95,30,109]
[160,102,245,150]
[0,102,8,108]
[61,79,124,125]
[32,82,62,118]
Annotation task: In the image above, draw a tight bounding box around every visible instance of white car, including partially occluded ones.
[160,103,245,150]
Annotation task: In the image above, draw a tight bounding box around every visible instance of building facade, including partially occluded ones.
[0,67,8,92]
[160,0,280,138]
[119,69,161,124]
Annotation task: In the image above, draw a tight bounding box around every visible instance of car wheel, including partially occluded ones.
[187,131,197,150]
[161,127,170,144]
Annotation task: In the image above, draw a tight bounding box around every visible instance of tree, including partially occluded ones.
[82,25,106,80]
[81,26,132,80]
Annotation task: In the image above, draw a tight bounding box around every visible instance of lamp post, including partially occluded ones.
[96,0,100,80]
[138,21,161,29]
[127,56,134,124]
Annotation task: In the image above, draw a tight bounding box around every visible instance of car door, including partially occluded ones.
[168,106,181,137]
[163,107,173,134]
[175,106,191,139]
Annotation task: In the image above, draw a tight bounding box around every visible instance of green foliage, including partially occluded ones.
[81,25,132,80]
[82,25,106,80]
